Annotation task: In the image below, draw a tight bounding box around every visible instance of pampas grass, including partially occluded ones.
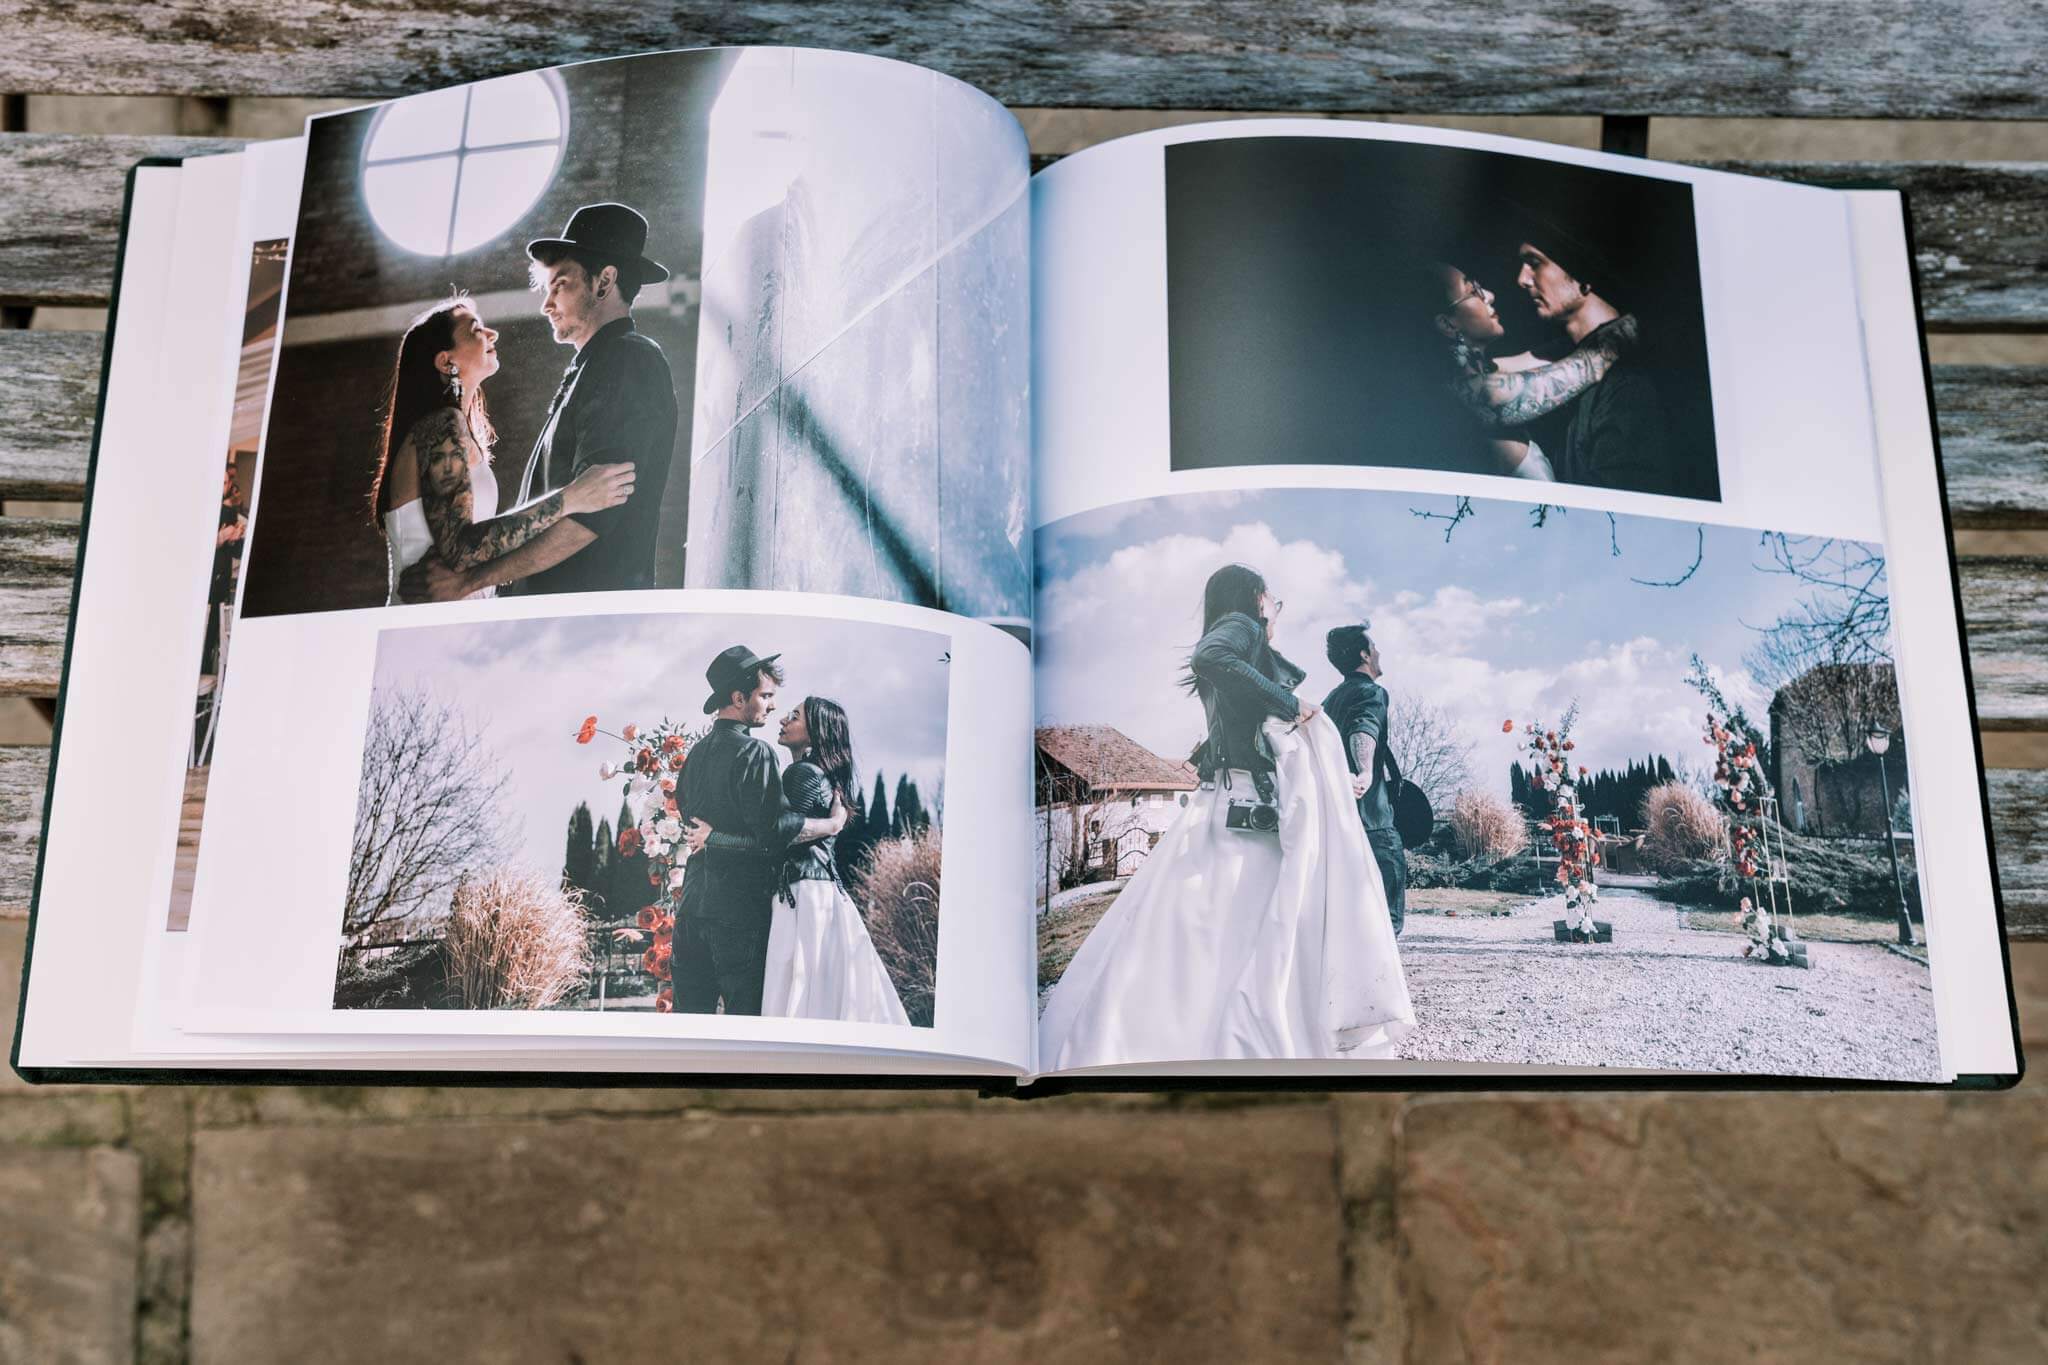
[1447,789,1529,861]
[441,867,590,1010]
[1639,780,1727,871]
[852,829,942,1028]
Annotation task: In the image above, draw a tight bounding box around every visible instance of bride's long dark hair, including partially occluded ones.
[800,696,858,807]
[367,295,498,521]
[1181,563,1269,693]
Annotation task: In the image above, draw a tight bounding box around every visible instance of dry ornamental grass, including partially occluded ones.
[1447,789,1530,861]
[1639,780,1728,872]
[440,866,591,1010]
[852,828,942,1027]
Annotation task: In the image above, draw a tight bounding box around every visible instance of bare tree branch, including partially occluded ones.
[1631,526,1704,587]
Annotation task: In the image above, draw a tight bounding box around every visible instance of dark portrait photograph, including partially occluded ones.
[239,49,1031,629]
[1164,135,1720,501]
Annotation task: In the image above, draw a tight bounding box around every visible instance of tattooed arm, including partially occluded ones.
[1453,314,1639,429]
[415,409,571,572]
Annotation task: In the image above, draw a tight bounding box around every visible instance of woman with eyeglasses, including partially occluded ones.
[1037,563,1414,1067]
[1427,262,1638,481]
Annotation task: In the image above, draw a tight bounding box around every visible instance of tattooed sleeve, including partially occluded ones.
[415,409,570,571]
[1453,316,1637,429]
[1349,730,1377,781]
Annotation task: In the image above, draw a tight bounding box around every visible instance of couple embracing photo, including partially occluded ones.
[1039,564,1417,1067]
[367,202,678,606]
[672,645,910,1025]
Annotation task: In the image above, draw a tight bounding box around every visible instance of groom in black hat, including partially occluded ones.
[406,203,681,601]
[671,645,847,1015]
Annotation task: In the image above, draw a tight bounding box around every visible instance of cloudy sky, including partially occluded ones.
[1035,489,1888,800]
[371,610,952,875]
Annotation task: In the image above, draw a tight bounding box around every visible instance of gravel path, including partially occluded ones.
[1393,889,1943,1081]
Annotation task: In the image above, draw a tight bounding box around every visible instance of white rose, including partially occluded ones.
[667,867,686,889]
[598,762,617,781]
[656,817,682,842]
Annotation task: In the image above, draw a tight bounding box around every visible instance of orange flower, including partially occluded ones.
[1502,719,1515,733]
[658,776,676,794]
[637,906,659,931]
[663,733,687,754]
[575,716,598,744]
[664,798,679,819]
[668,752,686,771]
[655,985,673,1013]
[618,826,642,857]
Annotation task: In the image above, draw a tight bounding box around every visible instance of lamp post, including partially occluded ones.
[1864,722,1913,946]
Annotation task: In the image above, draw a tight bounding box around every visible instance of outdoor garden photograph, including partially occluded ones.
[1033,487,1939,1079]
[331,609,951,1026]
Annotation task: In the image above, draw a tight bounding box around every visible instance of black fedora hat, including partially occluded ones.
[702,645,783,714]
[527,202,671,286]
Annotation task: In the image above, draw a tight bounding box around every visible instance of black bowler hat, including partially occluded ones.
[703,645,783,714]
[527,202,671,286]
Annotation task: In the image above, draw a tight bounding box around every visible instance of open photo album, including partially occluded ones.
[13,46,2024,1088]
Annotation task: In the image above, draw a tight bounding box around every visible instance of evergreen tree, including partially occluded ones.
[590,817,615,919]
[893,775,928,836]
[563,802,595,897]
[609,793,654,922]
[868,772,892,842]
[836,785,871,884]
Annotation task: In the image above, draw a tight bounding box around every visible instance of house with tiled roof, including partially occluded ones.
[1034,726,1198,897]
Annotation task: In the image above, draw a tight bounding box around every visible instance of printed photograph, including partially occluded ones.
[1034,489,1931,1079]
[1165,136,1719,500]
[168,236,288,932]
[335,610,950,1026]
[238,48,1030,631]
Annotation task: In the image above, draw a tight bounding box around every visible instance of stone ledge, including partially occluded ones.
[1391,1091,2047,1362]
[0,1145,141,1365]
[191,1106,1346,1363]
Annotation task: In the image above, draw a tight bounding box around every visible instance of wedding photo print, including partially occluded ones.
[1034,490,1932,1080]
[168,236,288,933]
[1165,136,1719,501]
[238,47,1029,629]
[335,610,950,1026]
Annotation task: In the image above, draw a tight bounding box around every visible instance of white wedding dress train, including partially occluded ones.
[762,879,912,1025]
[1038,713,1414,1069]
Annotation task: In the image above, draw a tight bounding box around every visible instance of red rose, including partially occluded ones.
[659,776,676,794]
[655,985,673,1013]
[1502,719,1515,733]
[637,906,658,931]
[575,716,598,744]
[618,826,642,857]
[668,752,686,771]
[647,866,663,886]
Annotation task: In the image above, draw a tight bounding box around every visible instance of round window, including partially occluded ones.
[362,72,567,257]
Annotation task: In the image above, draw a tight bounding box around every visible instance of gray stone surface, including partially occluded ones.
[191,1107,1343,1363]
[0,1146,141,1365]
[1395,1092,2048,1363]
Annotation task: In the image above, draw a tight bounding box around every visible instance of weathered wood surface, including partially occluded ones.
[1958,558,2048,728]
[0,331,104,500]
[5,2,2048,118]
[0,133,247,308]
[0,519,76,697]
[0,743,2037,937]
[0,745,48,917]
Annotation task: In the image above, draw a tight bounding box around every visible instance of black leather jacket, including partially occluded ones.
[676,719,803,925]
[705,759,840,904]
[1187,611,1305,780]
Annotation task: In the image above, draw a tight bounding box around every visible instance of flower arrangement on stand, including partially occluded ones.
[1506,707,1608,942]
[576,715,697,1011]
[1703,711,1796,966]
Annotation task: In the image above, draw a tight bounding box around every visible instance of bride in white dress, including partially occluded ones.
[368,296,634,605]
[1038,564,1414,1069]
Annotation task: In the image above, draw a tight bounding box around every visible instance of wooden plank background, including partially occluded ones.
[3,2,2048,118]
